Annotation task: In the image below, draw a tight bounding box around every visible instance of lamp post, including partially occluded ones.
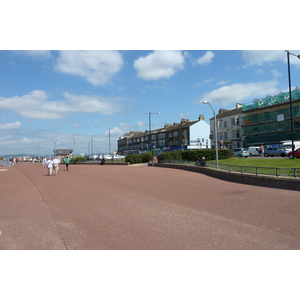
[109,129,111,155]
[286,50,300,159]
[149,112,160,166]
[203,101,218,166]
[53,138,59,157]
[70,135,75,156]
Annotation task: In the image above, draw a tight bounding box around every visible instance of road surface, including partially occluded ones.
[1,162,300,249]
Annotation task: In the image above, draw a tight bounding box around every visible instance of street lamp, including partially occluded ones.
[285,50,300,159]
[149,112,160,166]
[203,101,218,166]
[70,135,75,156]
[53,138,59,156]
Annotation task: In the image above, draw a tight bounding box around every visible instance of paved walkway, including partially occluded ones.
[1,162,300,249]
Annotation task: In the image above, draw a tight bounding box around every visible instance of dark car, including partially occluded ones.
[264,147,289,157]
[287,148,300,158]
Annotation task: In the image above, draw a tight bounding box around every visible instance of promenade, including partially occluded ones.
[1,162,300,250]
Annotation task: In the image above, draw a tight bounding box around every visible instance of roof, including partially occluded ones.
[216,107,243,118]
[54,149,73,155]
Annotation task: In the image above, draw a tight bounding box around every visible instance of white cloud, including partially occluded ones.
[0,121,22,129]
[197,51,215,65]
[272,69,282,78]
[242,50,300,66]
[138,121,146,127]
[198,79,280,106]
[63,93,123,115]
[55,50,124,86]
[133,50,185,80]
[0,90,123,120]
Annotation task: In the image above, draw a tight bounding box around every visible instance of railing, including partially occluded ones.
[158,160,300,178]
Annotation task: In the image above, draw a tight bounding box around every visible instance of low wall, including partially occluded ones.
[72,162,130,166]
[151,163,300,191]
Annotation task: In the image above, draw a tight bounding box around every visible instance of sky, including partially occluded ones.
[1,49,300,156]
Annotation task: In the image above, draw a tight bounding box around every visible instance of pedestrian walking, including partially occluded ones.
[46,157,54,176]
[53,157,60,175]
[65,156,70,171]
[261,145,265,156]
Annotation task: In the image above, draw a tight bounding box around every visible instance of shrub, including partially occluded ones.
[158,149,231,162]
[70,156,87,163]
[125,152,152,164]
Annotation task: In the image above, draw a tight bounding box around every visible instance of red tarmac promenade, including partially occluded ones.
[1,162,300,250]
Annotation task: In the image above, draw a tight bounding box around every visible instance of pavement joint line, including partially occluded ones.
[16,166,69,250]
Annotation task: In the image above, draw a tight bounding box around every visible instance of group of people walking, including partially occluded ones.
[43,156,70,176]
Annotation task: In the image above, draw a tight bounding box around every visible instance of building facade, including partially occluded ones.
[208,103,244,149]
[242,88,300,147]
[118,116,210,155]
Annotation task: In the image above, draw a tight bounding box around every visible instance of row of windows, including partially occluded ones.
[217,130,240,140]
[119,138,186,151]
[217,118,240,129]
[120,130,189,145]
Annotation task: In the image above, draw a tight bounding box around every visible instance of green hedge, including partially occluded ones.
[70,156,87,163]
[125,152,153,164]
[158,149,231,162]
[125,150,231,164]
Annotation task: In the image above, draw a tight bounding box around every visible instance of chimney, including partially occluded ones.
[198,114,205,121]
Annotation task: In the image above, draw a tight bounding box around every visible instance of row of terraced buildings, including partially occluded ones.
[117,88,300,155]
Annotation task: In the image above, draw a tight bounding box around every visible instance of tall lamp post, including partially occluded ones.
[53,138,59,157]
[286,50,300,159]
[149,112,160,166]
[203,101,218,166]
[70,135,75,156]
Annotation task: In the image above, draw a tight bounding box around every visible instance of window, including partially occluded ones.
[182,129,188,136]
[264,111,270,121]
[231,130,236,138]
[236,130,240,138]
[218,132,223,140]
[231,118,239,126]
[224,121,228,128]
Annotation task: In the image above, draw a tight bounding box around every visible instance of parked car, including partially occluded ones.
[248,147,260,156]
[264,147,289,157]
[287,148,300,158]
[233,148,249,158]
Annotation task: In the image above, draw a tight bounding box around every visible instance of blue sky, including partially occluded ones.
[1,49,300,156]
[1,1,299,157]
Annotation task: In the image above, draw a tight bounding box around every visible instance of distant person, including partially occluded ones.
[200,157,206,167]
[42,157,47,166]
[260,145,264,157]
[46,157,53,176]
[65,156,70,171]
[53,157,60,175]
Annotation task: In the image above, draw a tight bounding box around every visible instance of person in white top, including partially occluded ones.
[52,157,60,175]
[46,158,54,176]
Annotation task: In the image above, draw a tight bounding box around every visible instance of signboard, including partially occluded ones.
[277,114,284,122]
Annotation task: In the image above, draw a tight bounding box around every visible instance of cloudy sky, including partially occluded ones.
[1,1,299,157]
[1,49,300,156]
